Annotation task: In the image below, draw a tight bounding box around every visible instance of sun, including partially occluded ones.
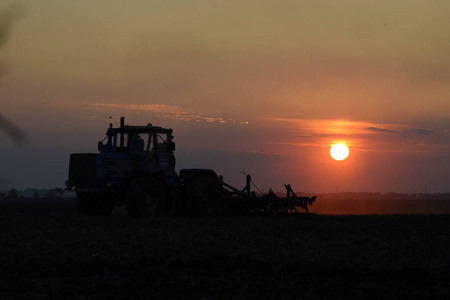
[330,144,349,161]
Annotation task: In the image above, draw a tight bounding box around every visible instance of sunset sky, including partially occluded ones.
[1,0,449,193]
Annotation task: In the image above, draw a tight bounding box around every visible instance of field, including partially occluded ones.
[1,198,450,299]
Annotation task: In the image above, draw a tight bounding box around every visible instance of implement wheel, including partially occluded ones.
[264,202,277,216]
[185,175,222,216]
[127,177,165,217]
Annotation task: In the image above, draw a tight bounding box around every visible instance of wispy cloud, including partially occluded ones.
[403,128,433,135]
[261,117,373,136]
[366,126,433,135]
[79,103,250,125]
[366,127,396,133]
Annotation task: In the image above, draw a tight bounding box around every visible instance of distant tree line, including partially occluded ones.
[273,191,450,200]
[315,192,450,200]
[0,188,68,199]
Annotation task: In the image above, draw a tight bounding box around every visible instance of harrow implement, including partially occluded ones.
[220,174,316,215]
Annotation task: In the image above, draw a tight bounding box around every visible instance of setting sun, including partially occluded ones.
[330,144,349,161]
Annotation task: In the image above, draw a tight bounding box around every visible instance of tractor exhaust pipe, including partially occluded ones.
[120,117,125,147]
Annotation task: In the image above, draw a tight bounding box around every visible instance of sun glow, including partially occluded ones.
[330,144,349,161]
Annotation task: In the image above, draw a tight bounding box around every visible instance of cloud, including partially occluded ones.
[366,126,433,136]
[402,128,433,135]
[76,103,250,125]
[366,127,395,133]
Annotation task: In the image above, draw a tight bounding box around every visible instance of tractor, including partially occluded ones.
[66,117,222,216]
[66,117,316,217]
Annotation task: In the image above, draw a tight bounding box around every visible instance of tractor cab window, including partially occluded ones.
[142,133,152,152]
[113,133,128,153]
[117,132,170,155]
[128,133,145,154]
[155,133,168,150]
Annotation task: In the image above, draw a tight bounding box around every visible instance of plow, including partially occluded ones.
[220,173,316,215]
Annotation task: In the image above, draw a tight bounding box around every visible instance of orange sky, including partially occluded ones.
[1,1,449,192]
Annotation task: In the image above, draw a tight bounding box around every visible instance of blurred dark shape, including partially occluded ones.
[0,175,12,191]
[0,4,27,144]
[0,113,26,144]
[0,3,25,46]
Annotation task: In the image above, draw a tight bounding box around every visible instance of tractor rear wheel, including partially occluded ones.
[126,177,165,217]
[185,175,222,216]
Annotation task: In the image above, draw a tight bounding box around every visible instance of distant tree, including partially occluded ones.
[33,191,40,199]
[0,192,5,199]
[7,188,20,199]
[53,188,65,198]
[44,189,55,198]
[44,188,65,198]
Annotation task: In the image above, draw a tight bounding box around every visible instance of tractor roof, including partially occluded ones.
[111,124,173,135]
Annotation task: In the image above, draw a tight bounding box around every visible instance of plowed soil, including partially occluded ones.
[1,198,449,299]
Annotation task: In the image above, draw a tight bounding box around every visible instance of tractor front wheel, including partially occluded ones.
[126,177,165,217]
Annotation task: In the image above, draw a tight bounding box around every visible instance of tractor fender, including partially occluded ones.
[179,169,219,182]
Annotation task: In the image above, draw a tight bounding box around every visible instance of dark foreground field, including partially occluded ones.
[1,199,449,299]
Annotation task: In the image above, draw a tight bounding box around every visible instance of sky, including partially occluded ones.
[1,0,449,193]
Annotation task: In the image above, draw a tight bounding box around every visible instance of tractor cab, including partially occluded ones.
[97,117,176,178]
[99,120,175,155]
